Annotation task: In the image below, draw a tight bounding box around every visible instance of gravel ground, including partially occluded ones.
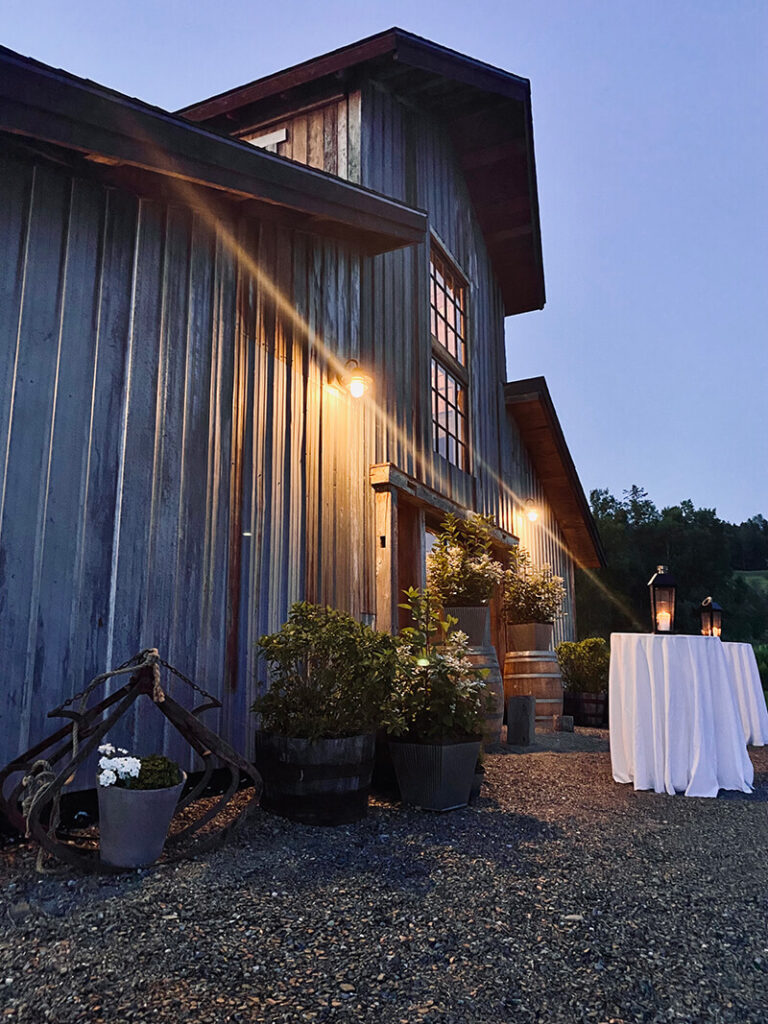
[2,731,768,1024]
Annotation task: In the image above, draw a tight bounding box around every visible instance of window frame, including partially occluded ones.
[429,240,470,473]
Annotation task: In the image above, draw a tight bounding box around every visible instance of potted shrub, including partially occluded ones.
[557,638,610,727]
[97,745,185,868]
[384,589,490,811]
[502,546,566,652]
[426,513,505,744]
[252,602,398,826]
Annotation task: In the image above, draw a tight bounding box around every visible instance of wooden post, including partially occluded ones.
[374,485,398,633]
[506,696,535,747]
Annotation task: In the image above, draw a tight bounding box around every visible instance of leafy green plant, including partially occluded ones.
[754,644,768,691]
[252,603,399,740]
[383,588,490,742]
[556,638,610,694]
[503,546,565,625]
[426,513,504,606]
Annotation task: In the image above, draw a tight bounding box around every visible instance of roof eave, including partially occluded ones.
[0,45,427,255]
[505,377,605,569]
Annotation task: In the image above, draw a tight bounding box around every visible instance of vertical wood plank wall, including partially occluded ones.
[0,146,374,768]
[235,82,577,643]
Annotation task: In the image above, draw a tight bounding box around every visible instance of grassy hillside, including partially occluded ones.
[736,570,768,598]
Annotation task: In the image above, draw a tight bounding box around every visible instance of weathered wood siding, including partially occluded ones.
[358,83,575,641]
[237,81,577,641]
[241,92,362,183]
[0,144,375,768]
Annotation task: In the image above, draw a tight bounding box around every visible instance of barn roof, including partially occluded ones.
[505,378,605,569]
[0,45,427,255]
[179,28,545,316]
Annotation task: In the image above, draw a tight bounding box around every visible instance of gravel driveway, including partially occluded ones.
[2,733,767,1024]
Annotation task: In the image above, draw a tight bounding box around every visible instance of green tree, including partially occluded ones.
[576,488,768,643]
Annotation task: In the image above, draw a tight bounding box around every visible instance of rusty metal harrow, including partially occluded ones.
[0,650,262,872]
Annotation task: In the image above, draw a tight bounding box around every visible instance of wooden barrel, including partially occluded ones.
[466,649,504,747]
[444,606,503,747]
[254,732,375,826]
[503,650,563,729]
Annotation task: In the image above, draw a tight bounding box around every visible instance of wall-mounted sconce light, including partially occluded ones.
[524,499,539,523]
[334,359,372,399]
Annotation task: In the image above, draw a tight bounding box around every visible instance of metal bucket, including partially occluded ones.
[98,772,186,869]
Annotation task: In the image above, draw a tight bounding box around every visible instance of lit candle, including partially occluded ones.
[656,610,671,632]
[713,625,721,638]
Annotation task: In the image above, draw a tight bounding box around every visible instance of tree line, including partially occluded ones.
[575,486,768,643]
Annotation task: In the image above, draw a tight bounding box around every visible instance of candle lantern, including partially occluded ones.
[648,565,676,634]
[700,597,723,638]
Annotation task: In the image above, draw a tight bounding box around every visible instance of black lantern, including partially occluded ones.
[648,565,676,634]
[700,597,723,638]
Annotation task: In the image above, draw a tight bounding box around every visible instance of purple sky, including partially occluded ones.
[5,0,767,523]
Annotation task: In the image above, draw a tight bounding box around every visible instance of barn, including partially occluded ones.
[0,30,603,768]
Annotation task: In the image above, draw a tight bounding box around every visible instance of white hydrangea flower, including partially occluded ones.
[114,757,141,779]
[98,743,116,756]
[98,768,117,787]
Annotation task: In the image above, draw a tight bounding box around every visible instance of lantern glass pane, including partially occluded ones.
[712,610,722,638]
[655,587,674,632]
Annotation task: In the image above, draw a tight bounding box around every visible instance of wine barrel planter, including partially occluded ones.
[564,692,608,728]
[254,732,375,826]
[444,606,504,746]
[503,650,564,729]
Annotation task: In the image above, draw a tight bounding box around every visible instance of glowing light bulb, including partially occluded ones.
[348,375,366,399]
[525,499,539,522]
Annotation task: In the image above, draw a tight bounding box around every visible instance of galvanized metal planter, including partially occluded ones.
[254,732,375,826]
[388,739,480,811]
[98,772,187,869]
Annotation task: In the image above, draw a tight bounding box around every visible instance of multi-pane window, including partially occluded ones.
[430,247,468,470]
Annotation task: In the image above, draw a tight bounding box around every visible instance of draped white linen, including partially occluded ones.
[609,633,754,798]
[721,642,768,746]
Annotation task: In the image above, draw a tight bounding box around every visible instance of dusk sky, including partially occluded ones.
[5,0,766,524]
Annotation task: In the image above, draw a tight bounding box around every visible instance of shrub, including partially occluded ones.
[252,603,398,740]
[754,644,768,691]
[556,638,610,694]
[426,513,504,606]
[383,588,491,743]
[503,546,565,625]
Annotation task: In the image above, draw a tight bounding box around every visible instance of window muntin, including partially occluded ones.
[430,251,466,366]
[430,247,468,471]
[431,358,468,470]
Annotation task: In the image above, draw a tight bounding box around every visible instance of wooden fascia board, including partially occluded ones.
[0,52,426,253]
[178,28,531,121]
[369,463,518,549]
[178,32,399,120]
[390,35,530,103]
[505,380,605,568]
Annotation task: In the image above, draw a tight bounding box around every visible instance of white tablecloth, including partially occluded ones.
[721,642,768,746]
[609,633,753,797]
